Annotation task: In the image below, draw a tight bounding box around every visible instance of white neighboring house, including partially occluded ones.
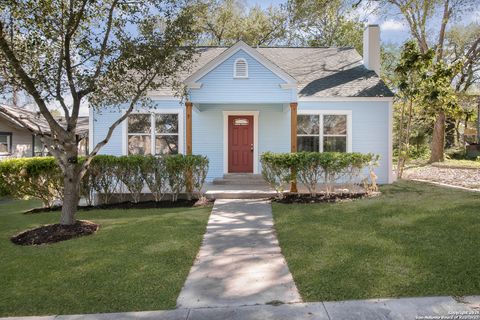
[0,104,89,159]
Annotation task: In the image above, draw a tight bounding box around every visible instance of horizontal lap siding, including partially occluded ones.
[299,101,390,184]
[189,50,295,104]
[193,104,289,181]
[0,120,32,158]
[91,100,183,156]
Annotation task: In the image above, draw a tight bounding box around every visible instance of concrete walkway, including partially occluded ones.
[176,198,302,308]
[4,296,480,319]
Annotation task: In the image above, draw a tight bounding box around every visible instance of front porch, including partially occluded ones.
[185,102,299,191]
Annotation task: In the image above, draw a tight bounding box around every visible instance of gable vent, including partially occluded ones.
[234,58,248,78]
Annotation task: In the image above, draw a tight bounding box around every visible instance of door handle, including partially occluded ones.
[251,144,254,151]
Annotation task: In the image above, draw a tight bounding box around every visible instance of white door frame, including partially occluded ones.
[223,111,259,174]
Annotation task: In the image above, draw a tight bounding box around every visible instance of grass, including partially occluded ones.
[0,198,211,317]
[272,181,480,302]
[432,159,480,169]
[406,158,480,169]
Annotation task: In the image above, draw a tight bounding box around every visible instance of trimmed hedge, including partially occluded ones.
[0,157,63,207]
[0,154,209,207]
[260,152,379,196]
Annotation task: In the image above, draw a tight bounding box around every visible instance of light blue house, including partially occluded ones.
[90,25,395,184]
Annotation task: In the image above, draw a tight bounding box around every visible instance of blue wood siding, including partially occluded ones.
[189,50,295,103]
[299,101,391,184]
[91,100,184,156]
[92,100,391,183]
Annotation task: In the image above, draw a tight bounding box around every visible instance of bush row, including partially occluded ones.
[260,152,379,196]
[0,154,209,207]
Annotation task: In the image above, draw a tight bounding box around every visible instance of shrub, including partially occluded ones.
[261,152,379,197]
[1,154,210,205]
[139,155,168,202]
[116,155,145,203]
[184,154,209,200]
[165,154,186,202]
[260,152,294,197]
[0,157,63,207]
[89,155,119,204]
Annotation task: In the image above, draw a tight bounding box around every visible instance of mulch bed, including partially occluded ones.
[273,192,374,204]
[25,198,214,214]
[403,166,480,190]
[11,220,99,246]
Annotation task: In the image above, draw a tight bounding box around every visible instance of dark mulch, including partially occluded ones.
[25,198,214,214]
[273,192,374,204]
[11,220,99,246]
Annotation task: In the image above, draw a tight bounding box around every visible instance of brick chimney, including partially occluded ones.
[363,25,380,75]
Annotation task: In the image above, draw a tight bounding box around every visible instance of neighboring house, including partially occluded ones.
[91,25,395,183]
[0,105,89,159]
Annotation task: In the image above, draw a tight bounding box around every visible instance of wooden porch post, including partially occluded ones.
[290,102,298,193]
[185,101,193,155]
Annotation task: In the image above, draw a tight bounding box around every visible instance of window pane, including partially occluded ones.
[156,135,178,155]
[324,115,347,135]
[297,136,319,152]
[323,136,347,152]
[234,118,249,126]
[155,114,178,134]
[0,135,9,153]
[297,115,319,135]
[128,114,151,134]
[128,135,151,155]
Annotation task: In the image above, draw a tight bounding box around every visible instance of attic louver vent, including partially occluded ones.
[234,58,248,78]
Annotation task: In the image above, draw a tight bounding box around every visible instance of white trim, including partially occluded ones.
[233,58,248,78]
[222,111,259,174]
[280,83,297,89]
[185,82,202,89]
[299,96,394,102]
[88,106,94,153]
[297,109,353,153]
[388,100,395,183]
[123,108,184,156]
[145,94,182,101]
[185,41,297,88]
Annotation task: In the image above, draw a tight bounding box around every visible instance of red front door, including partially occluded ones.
[228,115,254,173]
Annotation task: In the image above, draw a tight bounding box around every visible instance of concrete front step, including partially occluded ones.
[213,173,268,186]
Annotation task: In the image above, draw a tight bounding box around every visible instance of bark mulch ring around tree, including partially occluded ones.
[11,220,99,246]
[273,192,379,204]
[24,198,214,214]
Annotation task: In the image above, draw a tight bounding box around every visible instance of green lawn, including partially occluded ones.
[0,198,211,317]
[272,181,480,301]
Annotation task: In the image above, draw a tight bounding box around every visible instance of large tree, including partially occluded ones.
[0,0,198,225]
[286,0,364,52]
[196,0,288,46]
[382,0,479,162]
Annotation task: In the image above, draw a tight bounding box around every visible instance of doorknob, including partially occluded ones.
[251,144,254,151]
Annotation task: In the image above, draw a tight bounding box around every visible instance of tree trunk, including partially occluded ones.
[429,111,446,163]
[60,157,81,225]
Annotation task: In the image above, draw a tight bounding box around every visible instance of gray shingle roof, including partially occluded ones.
[164,46,393,98]
[0,104,89,137]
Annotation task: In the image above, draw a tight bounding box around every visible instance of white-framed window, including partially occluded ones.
[0,132,12,155]
[297,111,351,152]
[234,58,248,78]
[127,112,181,155]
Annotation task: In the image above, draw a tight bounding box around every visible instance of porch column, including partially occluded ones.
[185,101,193,155]
[290,102,298,193]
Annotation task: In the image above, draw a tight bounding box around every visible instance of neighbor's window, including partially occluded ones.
[234,58,248,78]
[33,135,49,157]
[297,114,348,152]
[0,133,12,154]
[128,113,179,155]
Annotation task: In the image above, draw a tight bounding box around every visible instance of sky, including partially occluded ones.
[246,0,480,45]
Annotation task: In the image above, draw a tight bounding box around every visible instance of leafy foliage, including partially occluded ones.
[0,157,63,207]
[261,152,378,197]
